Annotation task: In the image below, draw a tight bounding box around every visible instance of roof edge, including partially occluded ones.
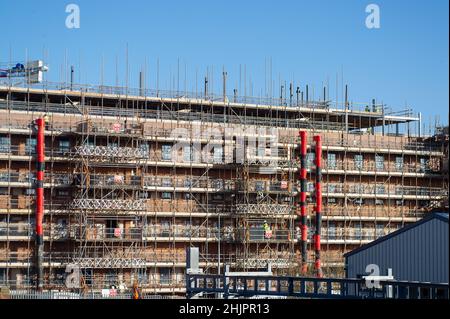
[344,212,449,258]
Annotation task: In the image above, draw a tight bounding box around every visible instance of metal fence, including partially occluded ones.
[186,273,450,299]
[8,290,184,299]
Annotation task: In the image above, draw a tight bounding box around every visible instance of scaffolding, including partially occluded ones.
[0,80,447,293]
[69,117,148,293]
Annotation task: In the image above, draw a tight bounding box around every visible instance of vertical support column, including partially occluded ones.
[344,85,349,133]
[139,70,144,96]
[223,71,227,103]
[313,135,323,278]
[35,118,45,291]
[418,112,422,137]
[298,131,308,274]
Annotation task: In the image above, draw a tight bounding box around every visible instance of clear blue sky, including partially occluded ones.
[1,0,448,129]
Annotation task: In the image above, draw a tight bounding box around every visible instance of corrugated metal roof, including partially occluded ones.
[435,212,449,220]
[344,212,449,258]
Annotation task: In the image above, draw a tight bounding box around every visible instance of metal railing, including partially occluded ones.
[0,198,68,210]
[0,100,347,131]
[235,228,293,242]
[323,184,446,197]
[0,145,70,157]
[323,207,426,219]
[322,160,438,174]
[8,291,183,299]
[0,172,71,185]
[186,273,449,299]
[1,81,337,110]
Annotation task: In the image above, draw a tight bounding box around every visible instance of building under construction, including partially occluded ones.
[0,69,448,295]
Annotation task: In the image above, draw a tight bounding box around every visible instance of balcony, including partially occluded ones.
[0,172,72,187]
[235,227,293,243]
[0,145,70,158]
[75,174,142,189]
[0,223,69,241]
[143,225,235,242]
[76,121,144,136]
[320,230,387,244]
[323,184,446,199]
[322,160,440,175]
[75,227,143,242]
[314,135,443,153]
[322,207,427,220]
[0,197,69,211]
[143,176,233,192]
[235,179,293,193]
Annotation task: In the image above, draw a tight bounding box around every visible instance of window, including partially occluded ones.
[327,198,336,204]
[419,158,427,172]
[327,184,336,193]
[184,179,192,188]
[139,143,149,157]
[162,178,172,187]
[395,157,404,171]
[375,155,384,170]
[77,269,91,286]
[375,185,385,195]
[159,268,171,285]
[0,268,6,284]
[375,199,384,205]
[307,182,314,192]
[213,147,223,164]
[138,191,148,199]
[137,272,148,285]
[353,184,364,194]
[183,145,192,162]
[25,138,37,154]
[354,154,363,170]
[0,136,11,153]
[212,179,223,190]
[105,271,117,287]
[25,188,35,195]
[25,173,35,183]
[161,192,172,199]
[328,222,336,240]
[355,223,362,240]
[327,153,337,169]
[376,224,384,238]
[161,221,170,237]
[0,172,9,182]
[59,140,70,153]
[108,141,118,148]
[161,145,172,161]
[58,190,70,197]
[395,199,404,206]
[306,153,315,169]
[255,181,265,192]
